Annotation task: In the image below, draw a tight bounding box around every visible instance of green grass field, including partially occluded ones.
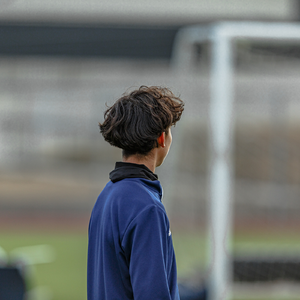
[1,230,300,300]
[0,232,88,300]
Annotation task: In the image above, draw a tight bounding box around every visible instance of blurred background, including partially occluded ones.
[1,1,300,299]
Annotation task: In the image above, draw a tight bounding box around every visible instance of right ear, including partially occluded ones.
[157,132,165,148]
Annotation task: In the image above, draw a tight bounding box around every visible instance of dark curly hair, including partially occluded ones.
[99,86,184,157]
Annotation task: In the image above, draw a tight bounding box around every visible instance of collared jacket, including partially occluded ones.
[87,162,180,300]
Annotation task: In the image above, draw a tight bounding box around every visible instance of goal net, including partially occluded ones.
[172,22,300,300]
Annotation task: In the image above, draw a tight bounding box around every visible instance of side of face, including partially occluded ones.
[156,127,172,167]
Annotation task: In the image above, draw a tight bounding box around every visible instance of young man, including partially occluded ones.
[87,86,184,300]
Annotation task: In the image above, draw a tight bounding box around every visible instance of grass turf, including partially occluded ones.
[0,231,299,300]
[0,232,88,300]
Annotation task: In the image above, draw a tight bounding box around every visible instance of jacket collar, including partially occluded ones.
[109,162,158,183]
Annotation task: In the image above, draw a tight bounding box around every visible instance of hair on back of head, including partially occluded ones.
[99,85,184,157]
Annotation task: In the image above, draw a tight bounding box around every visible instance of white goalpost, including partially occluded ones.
[172,22,300,300]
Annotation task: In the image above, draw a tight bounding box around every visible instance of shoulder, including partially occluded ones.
[109,178,163,207]
[96,178,163,213]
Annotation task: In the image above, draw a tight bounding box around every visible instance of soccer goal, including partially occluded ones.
[172,22,300,300]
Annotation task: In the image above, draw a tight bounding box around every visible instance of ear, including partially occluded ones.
[157,132,165,148]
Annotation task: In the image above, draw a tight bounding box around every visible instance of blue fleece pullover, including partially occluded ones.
[87,175,179,300]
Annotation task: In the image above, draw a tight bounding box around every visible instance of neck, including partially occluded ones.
[122,152,156,173]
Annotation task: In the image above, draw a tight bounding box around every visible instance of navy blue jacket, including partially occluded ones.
[87,163,180,300]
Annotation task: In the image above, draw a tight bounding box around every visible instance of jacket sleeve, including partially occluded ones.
[121,205,179,300]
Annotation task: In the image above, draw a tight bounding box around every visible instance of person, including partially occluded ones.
[87,85,184,300]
